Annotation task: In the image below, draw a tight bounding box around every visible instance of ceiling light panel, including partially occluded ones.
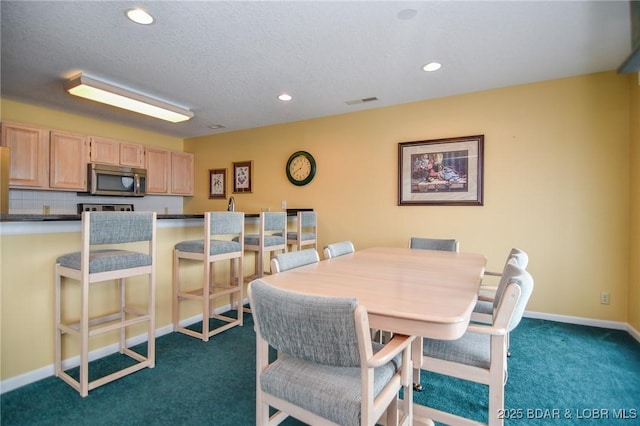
[126,8,154,25]
[65,74,193,123]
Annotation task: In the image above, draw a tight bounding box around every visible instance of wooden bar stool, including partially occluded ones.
[54,211,157,397]
[173,211,244,341]
[282,211,317,252]
[240,211,287,280]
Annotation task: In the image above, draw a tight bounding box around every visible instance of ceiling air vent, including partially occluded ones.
[345,97,379,106]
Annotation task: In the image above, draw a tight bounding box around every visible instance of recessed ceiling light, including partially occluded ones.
[278,93,293,102]
[397,9,418,20]
[126,8,154,25]
[422,62,442,72]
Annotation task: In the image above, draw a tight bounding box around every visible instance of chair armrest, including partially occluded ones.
[484,270,502,277]
[466,322,507,336]
[477,294,495,302]
[368,334,414,368]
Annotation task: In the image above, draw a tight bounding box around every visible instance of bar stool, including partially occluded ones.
[173,211,244,341]
[54,211,157,397]
[282,211,317,252]
[240,211,287,281]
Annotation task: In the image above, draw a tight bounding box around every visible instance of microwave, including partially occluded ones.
[85,163,147,197]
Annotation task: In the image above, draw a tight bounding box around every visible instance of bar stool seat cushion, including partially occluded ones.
[276,231,316,242]
[175,239,242,255]
[57,249,152,273]
[237,234,285,247]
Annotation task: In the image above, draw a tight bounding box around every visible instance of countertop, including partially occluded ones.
[0,210,309,222]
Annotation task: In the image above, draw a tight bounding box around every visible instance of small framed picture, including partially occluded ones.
[398,135,484,206]
[209,168,227,199]
[233,161,253,193]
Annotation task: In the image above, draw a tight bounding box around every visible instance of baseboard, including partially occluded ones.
[0,303,234,395]
[2,307,636,394]
[524,310,640,344]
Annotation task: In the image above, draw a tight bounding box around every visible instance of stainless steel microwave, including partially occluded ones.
[85,163,147,197]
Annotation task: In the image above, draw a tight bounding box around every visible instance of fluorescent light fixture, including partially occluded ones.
[65,74,194,123]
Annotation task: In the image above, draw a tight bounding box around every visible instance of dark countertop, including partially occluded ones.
[0,211,307,222]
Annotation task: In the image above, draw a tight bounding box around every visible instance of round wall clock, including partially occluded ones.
[286,151,316,186]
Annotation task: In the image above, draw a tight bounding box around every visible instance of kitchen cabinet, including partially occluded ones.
[90,137,145,168]
[145,147,194,195]
[49,130,88,190]
[0,122,49,188]
[145,147,170,194]
[170,151,194,195]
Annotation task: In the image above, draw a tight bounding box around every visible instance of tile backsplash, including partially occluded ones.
[8,190,184,214]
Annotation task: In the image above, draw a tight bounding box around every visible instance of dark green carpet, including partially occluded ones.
[2,316,639,425]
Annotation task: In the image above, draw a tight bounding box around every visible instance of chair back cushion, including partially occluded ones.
[249,279,361,367]
[88,212,154,245]
[507,248,529,269]
[273,249,319,272]
[492,263,534,331]
[410,237,457,252]
[324,241,355,258]
[209,211,244,235]
[264,212,286,231]
[300,211,317,227]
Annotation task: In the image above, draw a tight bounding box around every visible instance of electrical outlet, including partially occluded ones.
[600,292,610,305]
[281,200,287,210]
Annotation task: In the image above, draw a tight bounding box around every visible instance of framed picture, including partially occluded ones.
[398,135,484,206]
[233,161,253,193]
[209,168,227,199]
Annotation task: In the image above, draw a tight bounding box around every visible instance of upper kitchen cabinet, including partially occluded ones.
[145,147,193,195]
[170,151,194,195]
[0,121,49,188]
[90,137,145,168]
[49,130,88,190]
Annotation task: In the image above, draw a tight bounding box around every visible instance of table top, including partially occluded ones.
[259,246,487,340]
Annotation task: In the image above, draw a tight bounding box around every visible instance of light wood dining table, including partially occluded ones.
[257,246,487,425]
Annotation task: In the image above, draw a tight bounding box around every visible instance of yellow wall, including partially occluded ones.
[629,74,640,332]
[0,98,183,150]
[186,71,631,323]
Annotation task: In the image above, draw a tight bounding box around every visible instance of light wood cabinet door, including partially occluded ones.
[0,122,49,188]
[120,143,145,168]
[89,137,119,165]
[49,130,88,190]
[170,151,194,195]
[145,147,170,194]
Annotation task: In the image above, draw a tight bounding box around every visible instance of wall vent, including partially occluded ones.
[345,96,379,105]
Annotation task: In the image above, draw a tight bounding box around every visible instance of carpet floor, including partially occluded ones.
[2,315,639,425]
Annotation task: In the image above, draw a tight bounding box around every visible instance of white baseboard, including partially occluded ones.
[524,310,640,344]
[2,307,637,394]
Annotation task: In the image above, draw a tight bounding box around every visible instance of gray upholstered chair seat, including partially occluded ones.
[175,239,241,255]
[275,231,316,242]
[473,299,493,315]
[261,347,401,426]
[238,234,285,247]
[422,332,490,370]
[57,249,152,273]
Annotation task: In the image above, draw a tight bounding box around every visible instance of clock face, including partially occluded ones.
[286,151,316,186]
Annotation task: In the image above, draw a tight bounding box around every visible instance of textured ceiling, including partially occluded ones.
[0,1,633,139]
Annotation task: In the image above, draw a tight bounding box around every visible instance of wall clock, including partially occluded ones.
[286,151,316,186]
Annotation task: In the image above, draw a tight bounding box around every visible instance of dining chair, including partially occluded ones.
[54,211,156,397]
[414,262,534,426]
[270,248,319,273]
[473,248,529,356]
[408,237,459,252]
[278,211,317,252]
[323,240,355,259]
[248,279,414,426]
[173,211,244,341]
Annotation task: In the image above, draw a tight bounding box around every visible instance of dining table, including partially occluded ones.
[257,246,487,426]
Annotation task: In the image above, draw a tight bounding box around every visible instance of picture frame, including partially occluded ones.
[233,161,253,193]
[398,135,484,206]
[209,168,227,199]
